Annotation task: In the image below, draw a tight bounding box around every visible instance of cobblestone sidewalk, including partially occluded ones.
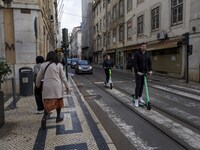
[0,77,115,150]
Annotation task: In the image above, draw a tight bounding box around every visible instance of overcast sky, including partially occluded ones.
[59,0,82,34]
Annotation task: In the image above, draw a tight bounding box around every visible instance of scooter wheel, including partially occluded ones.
[147,102,151,110]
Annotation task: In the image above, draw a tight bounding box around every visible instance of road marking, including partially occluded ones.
[152,85,200,101]
[105,88,200,149]
[95,100,158,150]
[94,81,133,84]
[170,84,200,93]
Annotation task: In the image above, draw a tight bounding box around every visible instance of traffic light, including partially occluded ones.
[182,32,189,45]
[62,28,69,49]
[187,45,193,56]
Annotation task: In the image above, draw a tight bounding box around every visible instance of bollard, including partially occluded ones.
[12,78,16,108]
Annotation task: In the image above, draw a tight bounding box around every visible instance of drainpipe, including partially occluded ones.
[199,65,200,83]
[34,17,38,56]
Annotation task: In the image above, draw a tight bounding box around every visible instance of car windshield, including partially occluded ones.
[78,60,89,65]
[72,58,79,63]
[67,59,71,62]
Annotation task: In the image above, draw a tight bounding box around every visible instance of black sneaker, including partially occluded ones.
[56,117,63,123]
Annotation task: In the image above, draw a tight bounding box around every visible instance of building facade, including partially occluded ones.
[70,26,82,59]
[0,0,58,92]
[92,0,200,82]
[82,0,93,63]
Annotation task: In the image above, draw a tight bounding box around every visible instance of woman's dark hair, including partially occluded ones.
[46,51,59,64]
[36,56,44,64]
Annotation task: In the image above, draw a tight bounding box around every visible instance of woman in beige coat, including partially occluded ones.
[36,51,68,129]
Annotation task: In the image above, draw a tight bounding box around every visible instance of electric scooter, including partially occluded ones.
[132,73,151,110]
[105,68,113,89]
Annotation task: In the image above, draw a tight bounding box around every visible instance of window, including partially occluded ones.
[127,0,132,13]
[103,0,106,8]
[100,1,102,12]
[137,0,144,5]
[171,0,183,25]
[127,19,132,39]
[21,9,31,14]
[96,23,98,33]
[119,0,124,17]
[96,5,98,16]
[100,20,102,31]
[113,29,116,43]
[112,5,117,22]
[119,25,124,41]
[103,34,106,46]
[107,11,111,26]
[151,7,159,31]
[107,32,110,45]
[97,36,100,49]
[103,15,106,27]
[100,36,102,48]
[94,26,96,35]
[137,15,143,35]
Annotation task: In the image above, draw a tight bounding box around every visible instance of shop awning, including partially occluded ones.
[106,50,115,53]
[124,38,182,51]
[147,42,179,51]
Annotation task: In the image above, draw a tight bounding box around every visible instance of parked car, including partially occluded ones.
[67,58,72,65]
[71,58,79,68]
[75,60,93,74]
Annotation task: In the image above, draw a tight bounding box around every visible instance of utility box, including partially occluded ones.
[19,67,33,96]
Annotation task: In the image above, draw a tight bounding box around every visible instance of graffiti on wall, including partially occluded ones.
[5,42,15,64]
[5,42,15,51]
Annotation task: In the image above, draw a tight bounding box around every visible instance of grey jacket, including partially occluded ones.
[36,61,68,99]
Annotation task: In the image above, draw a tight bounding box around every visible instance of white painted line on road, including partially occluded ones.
[106,88,200,149]
[170,84,200,93]
[94,81,134,85]
[152,85,200,101]
[96,100,158,150]
[70,79,117,149]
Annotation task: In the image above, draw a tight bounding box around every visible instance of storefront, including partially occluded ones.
[147,39,183,77]
[124,38,184,77]
[115,49,124,69]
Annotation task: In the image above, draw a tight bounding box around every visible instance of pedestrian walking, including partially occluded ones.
[36,51,69,129]
[33,56,45,114]
[102,55,114,84]
[133,43,152,107]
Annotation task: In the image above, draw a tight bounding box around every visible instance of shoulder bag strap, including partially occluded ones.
[43,62,53,77]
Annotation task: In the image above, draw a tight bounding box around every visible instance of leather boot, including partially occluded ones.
[56,108,63,123]
[41,111,48,129]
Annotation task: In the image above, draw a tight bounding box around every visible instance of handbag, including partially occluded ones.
[41,62,53,90]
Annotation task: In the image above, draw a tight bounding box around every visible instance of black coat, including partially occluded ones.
[102,59,113,69]
[133,50,152,73]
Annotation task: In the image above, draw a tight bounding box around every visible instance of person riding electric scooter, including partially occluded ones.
[133,43,153,108]
[102,55,114,89]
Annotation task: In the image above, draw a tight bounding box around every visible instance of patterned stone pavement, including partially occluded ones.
[0,77,116,150]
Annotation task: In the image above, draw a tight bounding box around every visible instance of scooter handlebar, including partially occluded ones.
[138,71,153,76]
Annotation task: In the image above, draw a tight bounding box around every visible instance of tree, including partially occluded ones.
[0,57,11,89]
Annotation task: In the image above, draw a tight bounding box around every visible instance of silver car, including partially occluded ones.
[71,58,79,68]
[75,60,93,74]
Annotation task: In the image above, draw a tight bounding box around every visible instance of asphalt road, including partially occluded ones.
[68,66,200,150]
